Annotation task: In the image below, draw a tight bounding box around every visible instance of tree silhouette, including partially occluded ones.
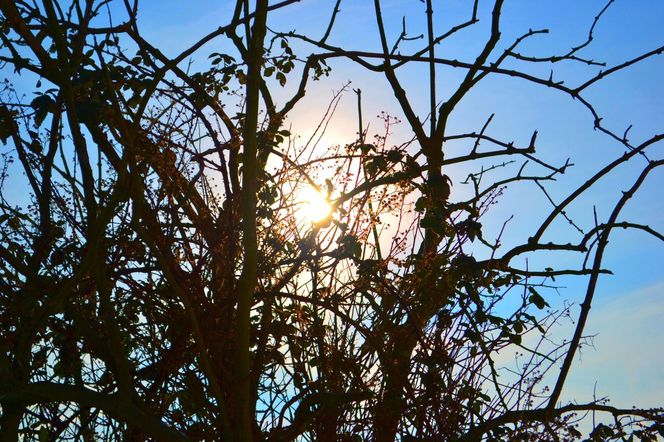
[0,0,662,440]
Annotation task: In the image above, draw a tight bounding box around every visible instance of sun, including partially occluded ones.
[296,186,332,224]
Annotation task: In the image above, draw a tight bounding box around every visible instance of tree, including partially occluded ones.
[0,0,662,440]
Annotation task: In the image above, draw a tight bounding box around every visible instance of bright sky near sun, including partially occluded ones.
[296,186,332,224]
[102,0,664,415]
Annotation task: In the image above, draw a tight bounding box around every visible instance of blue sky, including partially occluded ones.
[126,0,664,413]
[2,0,659,426]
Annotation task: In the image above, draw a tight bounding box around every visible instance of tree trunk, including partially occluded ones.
[0,401,23,442]
[234,0,268,440]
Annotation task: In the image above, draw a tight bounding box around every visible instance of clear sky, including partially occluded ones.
[5,0,658,424]
[122,0,664,414]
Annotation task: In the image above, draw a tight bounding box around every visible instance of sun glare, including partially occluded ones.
[296,186,332,224]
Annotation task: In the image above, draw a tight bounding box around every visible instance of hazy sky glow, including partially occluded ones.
[123,0,664,413]
[3,0,661,435]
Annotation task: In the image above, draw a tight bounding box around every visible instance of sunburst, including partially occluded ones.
[296,186,332,224]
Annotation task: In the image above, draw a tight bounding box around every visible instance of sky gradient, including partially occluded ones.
[2,0,659,430]
[125,0,664,414]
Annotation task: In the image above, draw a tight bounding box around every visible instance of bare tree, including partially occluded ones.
[0,0,662,440]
